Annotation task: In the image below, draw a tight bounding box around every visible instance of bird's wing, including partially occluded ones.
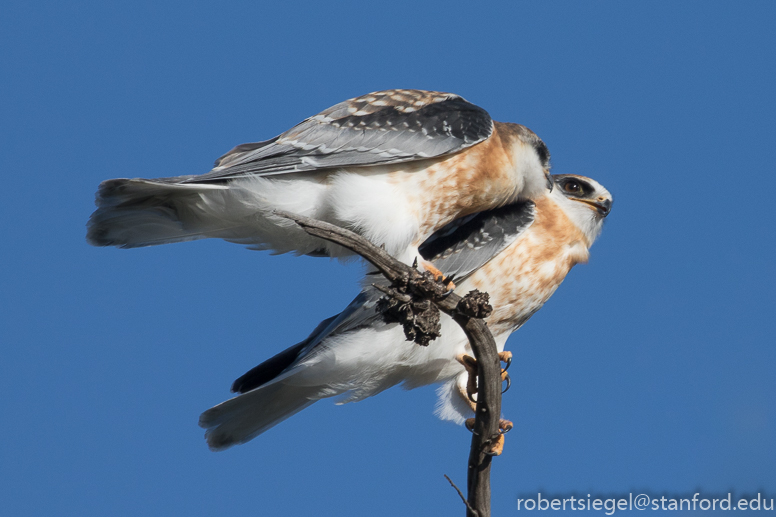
[419,201,536,282]
[230,289,387,394]
[183,89,493,183]
[231,202,536,394]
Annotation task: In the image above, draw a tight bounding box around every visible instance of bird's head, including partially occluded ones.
[499,123,554,197]
[552,174,613,244]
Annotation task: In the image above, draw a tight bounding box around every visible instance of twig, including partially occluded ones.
[275,211,503,517]
[444,474,478,517]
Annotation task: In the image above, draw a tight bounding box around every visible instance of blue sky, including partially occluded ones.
[1,1,774,515]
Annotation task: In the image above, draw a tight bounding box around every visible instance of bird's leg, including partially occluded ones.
[456,354,479,402]
[457,352,514,456]
[500,350,512,394]
[419,259,456,290]
[499,350,512,372]
[457,352,512,399]
[463,417,513,455]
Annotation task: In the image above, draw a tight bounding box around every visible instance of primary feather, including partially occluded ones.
[87,89,552,263]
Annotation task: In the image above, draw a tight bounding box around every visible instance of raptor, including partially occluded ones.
[199,174,613,451]
[87,89,553,272]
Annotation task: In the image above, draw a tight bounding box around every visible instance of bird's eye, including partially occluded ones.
[562,180,581,194]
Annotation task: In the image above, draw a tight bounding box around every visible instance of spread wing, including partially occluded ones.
[185,89,493,183]
[419,201,536,282]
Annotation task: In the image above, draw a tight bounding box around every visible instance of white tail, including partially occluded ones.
[86,177,334,254]
[199,380,323,451]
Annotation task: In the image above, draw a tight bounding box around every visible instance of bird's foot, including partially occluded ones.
[487,420,513,455]
[499,351,512,393]
[465,418,513,433]
[488,433,506,456]
[419,259,456,290]
[464,418,514,455]
[499,351,512,371]
[457,354,480,402]
[457,352,513,401]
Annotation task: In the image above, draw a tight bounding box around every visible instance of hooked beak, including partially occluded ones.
[574,198,612,217]
[595,198,612,216]
[545,171,553,192]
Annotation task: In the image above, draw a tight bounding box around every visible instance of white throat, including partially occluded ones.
[551,189,606,246]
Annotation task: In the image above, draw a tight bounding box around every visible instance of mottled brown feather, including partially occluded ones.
[466,195,590,336]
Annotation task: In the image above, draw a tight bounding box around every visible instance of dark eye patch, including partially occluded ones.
[559,177,593,197]
[562,180,581,193]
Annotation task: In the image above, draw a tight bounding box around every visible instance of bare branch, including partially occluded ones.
[275,211,504,517]
[444,475,478,517]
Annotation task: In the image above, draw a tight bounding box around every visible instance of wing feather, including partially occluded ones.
[419,201,536,282]
[229,290,387,393]
[186,89,493,183]
[235,202,536,391]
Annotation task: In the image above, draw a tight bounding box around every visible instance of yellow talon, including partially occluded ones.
[457,354,479,401]
[458,353,515,456]
[488,434,505,456]
[420,259,456,289]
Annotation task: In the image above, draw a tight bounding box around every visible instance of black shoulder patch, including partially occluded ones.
[419,201,536,281]
[325,97,492,145]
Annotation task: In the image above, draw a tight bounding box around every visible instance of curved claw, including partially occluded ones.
[484,434,506,456]
[440,288,455,299]
[498,351,513,371]
[502,372,511,394]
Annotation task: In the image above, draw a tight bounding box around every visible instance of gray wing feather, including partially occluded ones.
[246,201,535,385]
[419,201,536,282]
[279,202,535,372]
[182,89,493,183]
[287,202,536,369]
[295,288,388,361]
[226,288,389,395]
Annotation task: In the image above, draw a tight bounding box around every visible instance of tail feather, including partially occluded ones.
[199,381,321,451]
[86,177,336,255]
[86,178,233,248]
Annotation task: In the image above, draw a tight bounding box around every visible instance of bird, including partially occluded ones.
[198,173,613,451]
[86,89,553,272]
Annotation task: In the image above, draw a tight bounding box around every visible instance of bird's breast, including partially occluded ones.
[464,196,590,335]
[383,132,525,246]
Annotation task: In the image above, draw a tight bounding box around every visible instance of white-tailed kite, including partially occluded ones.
[199,174,612,451]
[86,89,553,272]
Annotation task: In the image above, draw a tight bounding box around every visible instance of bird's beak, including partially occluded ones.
[545,171,553,192]
[596,198,612,216]
[591,198,612,217]
[574,198,612,217]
